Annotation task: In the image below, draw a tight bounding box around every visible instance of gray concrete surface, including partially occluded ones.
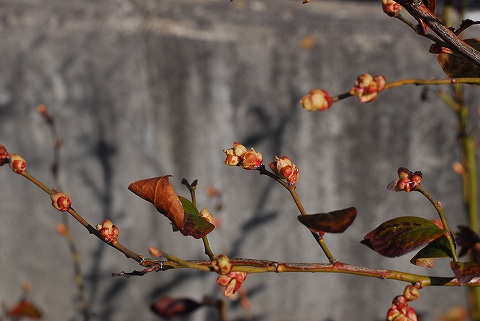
[0,0,477,320]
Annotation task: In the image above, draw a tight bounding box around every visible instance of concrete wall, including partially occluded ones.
[0,0,476,320]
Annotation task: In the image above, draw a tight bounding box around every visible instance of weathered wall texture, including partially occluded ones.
[0,0,477,320]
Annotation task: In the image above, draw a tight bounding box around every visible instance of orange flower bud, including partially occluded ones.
[269,155,299,185]
[96,219,119,243]
[50,192,72,212]
[9,154,26,174]
[0,144,9,166]
[216,271,247,297]
[241,148,263,170]
[300,89,333,111]
[212,254,233,275]
[199,208,214,224]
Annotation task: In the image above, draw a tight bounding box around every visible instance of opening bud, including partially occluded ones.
[216,271,248,297]
[9,154,26,174]
[269,155,299,185]
[223,143,263,170]
[96,219,119,243]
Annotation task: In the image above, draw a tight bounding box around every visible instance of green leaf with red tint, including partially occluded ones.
[361,216,447,257]
[410,236,453,267]
[451,261,480,284]
[150,297,202,318]
[179,196,215,239]
[297,207,357,233]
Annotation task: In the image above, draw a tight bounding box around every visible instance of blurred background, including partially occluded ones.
[0,0,479,320]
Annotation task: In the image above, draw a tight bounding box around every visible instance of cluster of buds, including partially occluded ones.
[381,0,402,17]
[386,285,419,321]
[216,271,248,297]
[9,154,27,174]
[50,191,72,212]
[387,167,422,192]
[269,155,299,185]
[0,144,9,166]
[212,254,233,275]
[96,219,119,243]
[223,142,263,170]
[350,74,386,103]
[300,89,333,112]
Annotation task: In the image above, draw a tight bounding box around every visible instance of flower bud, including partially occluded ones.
[212,254,233,275]
[269,155,299,185]
[223,149,241,166]
[216,271,248,297]
[300,89,333,111]
[233,142,247,156]
[149,246,163,257]
[9,154,26,174]
[223,143,262,170]
[240,148,263,170]
[350,74,386,103]
[50,192,72,212]
[381,0,402,17]
[397,167,412,179]
[0,144,9,166]
[403,285,419,302]
[200,208,214,224]
[96,219,119,243]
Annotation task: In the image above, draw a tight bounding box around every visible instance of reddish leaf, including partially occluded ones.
[410,236,453,268]
[297,207,357,233]
[129,177,214,239]
[451,261,480,284]
[129,176,185,231]
[361,216,447,257]
[8,300,42,319]
[150,297,202,318]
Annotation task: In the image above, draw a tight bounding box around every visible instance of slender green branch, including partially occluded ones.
[257,165,336,263]
[155,258,478,287]
[415,185,459,262]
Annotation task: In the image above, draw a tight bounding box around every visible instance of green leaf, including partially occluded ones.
[183,213,215,239]
[361,216,447,257]
[410,236,453,267]
[297,207,357,233]
[178,196,215,239]
[179,196,200,215]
